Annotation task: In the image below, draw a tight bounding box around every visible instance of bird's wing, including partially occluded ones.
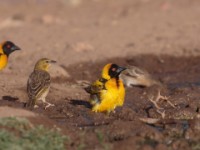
[124,65,150,78]
[85,79,106,94]
[86,79,107,105]
[27,70,50,107]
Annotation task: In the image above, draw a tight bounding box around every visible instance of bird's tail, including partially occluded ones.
[84,85,92,93]
[25,98,36,109]
[90,94,100,106]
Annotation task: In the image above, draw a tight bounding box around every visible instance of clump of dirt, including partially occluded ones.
[1,55,200,150]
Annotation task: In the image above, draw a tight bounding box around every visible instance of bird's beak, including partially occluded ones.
[117,66,126,74]
[49,60,56,63]
[11,45,21,51]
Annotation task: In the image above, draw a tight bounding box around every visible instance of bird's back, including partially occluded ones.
[27,70,51,107]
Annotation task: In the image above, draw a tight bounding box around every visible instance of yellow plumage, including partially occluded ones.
[85,63,126,113]
[0,55,8,70]
[0,41,21,70]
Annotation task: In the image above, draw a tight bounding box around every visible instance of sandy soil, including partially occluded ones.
[1,0,200,149]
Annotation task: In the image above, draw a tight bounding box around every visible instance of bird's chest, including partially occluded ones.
[0,55,8,70]
[101,79,125,101]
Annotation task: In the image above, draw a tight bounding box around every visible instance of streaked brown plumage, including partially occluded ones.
[120,65,161,88]
[26,58,56,109]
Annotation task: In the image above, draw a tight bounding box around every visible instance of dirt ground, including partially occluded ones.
[1,0,200,149]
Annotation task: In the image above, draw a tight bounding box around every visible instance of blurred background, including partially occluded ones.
[0,0,200,75]
[1,1,200,149]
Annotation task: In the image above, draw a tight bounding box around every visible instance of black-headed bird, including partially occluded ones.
[120,65,161,88]
[85,63,126,113]
[0,41,21,70]
[26,58,56,109]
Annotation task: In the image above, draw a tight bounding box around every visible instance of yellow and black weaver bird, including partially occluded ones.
[26,58,56,109]
[85,63,126,113]
[0,41,21,70]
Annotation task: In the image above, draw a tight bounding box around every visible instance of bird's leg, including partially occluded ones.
[41,98,55,109]
[45,102,55,110]
[34,105,39,108]
[106,110,115,116]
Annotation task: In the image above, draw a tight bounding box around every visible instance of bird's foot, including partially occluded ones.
[44,103,55,110]
[34,105,39,108]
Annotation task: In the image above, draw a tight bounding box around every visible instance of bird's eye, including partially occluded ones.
[111,67,116,72]
[45,60,49,63]
[6,44,11,49]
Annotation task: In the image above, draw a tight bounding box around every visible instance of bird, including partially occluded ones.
[26,58,56,109]
[85,63,126,113]
[120,65,161,88]
[0,41,21,70]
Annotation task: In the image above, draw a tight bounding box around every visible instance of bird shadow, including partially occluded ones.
[70,99,92,109]
[2,96,19,102]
